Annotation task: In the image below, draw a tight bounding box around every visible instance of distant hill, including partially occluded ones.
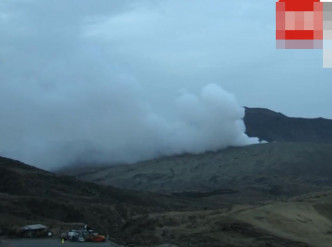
[65,142,332,203]
[244,107,332,143]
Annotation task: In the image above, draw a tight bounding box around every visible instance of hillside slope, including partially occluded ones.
[3,156,332,246]
[244,107,332,143]
[0,156,198,239]
[65,142,332,203]
[121,191,332,247]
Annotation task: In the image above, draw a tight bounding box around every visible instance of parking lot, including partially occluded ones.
[0,239,119,247]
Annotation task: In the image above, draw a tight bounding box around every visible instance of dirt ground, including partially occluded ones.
[0,239,119,247]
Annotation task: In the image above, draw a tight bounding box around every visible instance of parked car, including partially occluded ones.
[61,226,106,242]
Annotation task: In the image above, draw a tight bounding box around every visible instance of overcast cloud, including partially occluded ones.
[0,0,331,169]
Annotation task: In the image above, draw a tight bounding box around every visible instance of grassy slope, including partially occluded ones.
[121,191,332,247]
[234,194,332,247]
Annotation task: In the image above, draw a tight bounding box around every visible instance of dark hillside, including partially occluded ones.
[244,107,332,143]
[0,156,197,239]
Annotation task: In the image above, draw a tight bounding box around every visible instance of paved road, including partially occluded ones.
[0,239,121,247]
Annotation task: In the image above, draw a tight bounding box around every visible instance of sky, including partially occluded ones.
[1,0,332,169]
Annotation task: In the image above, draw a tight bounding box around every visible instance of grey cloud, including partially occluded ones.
[1,0,330,169]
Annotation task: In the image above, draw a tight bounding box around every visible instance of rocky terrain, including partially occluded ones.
[63,142,332,203]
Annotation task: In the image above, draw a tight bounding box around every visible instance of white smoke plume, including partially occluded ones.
[0,0,258,169]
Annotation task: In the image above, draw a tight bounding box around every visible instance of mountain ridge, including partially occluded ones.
[244,107,332,143]
[62,107,332,201]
